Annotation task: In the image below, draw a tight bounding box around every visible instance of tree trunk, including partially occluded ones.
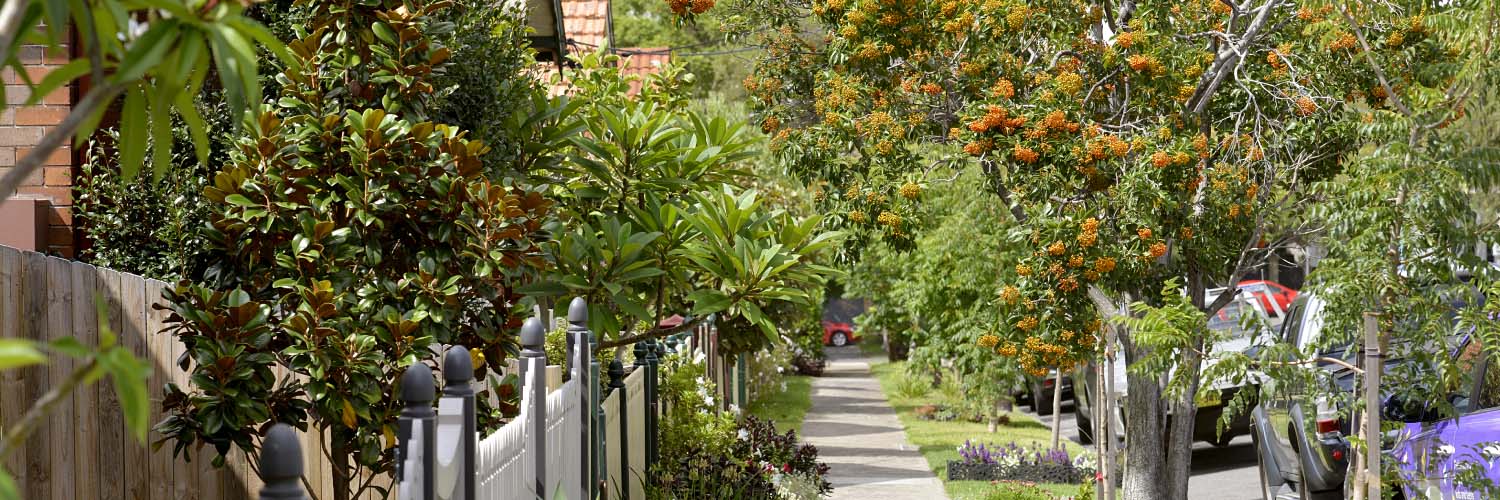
[1121,368,1169,499]
[1050,369,1064,450]
[331,427,352,500]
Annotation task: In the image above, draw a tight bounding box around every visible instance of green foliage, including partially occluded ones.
[154,2,551,496]
[76,127,217,281]
[431,0,538,175]
[524,49,842,351]
[1,0,291,186]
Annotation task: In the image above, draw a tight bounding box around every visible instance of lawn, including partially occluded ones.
[746,374,814,434]
[869,360,1086,500]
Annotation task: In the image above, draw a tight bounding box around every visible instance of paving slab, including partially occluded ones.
[803,346,948,500]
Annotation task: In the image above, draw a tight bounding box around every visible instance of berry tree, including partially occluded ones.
[710,0,1429,496]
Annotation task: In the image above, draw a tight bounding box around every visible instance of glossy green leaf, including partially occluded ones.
[119,85,148,180]
[0,339,45,370]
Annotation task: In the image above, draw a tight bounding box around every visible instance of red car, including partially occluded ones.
[822,321,858,346]
[1236,280,1298,316]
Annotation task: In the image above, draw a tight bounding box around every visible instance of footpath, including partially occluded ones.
[801,346,948,500]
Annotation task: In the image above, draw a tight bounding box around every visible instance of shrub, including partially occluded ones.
[75,129,216,281]
[949,441,1096,484]
[978,481,1060,500]
[893,370,930,400]
[650,353,831,499]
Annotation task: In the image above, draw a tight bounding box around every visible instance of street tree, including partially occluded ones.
[717,0,1377,496]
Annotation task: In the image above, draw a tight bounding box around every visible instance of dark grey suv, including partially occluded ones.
[1249,293,1351,499]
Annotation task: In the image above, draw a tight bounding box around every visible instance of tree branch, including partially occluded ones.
[1336,4,1414,117]
[595,314,711,351]
[0,357,100,461]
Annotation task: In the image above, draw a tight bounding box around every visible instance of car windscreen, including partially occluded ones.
[1207,300,1262,339]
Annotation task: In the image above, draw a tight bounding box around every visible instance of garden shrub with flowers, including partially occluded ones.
[949,441,1096,484]
[649,352,831,499]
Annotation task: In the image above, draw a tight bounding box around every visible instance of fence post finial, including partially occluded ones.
[398,363,437,500]
[522,317,546,360]
[258,424,306,500]
[441,346,476,500]
[568,296,589,326]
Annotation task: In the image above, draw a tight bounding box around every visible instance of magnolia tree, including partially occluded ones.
[711,0,1408,496]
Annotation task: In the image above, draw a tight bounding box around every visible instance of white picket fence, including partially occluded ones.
[384,300,733,500]
[474,325,587,500]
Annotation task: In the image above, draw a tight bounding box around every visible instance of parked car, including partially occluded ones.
[1249,292,1353,500]
[1388,344,1500,500]
[1252,286,1483,500]
[1238,280,1299,319]
[1015,370,1073,416]
[822,320,858,346]
[1074,282,1281,446]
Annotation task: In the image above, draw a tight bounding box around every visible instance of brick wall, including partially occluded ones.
[2,40,75,258]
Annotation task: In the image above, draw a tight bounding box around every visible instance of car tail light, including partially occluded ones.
[1043,378,1055,388]
[1331,449,1344,461]
[1314,397,1342,439]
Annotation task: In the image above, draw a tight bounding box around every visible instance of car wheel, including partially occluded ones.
[1252,426,1279,500]
[1075,399,1094,444]
[1033,382,1054,416]
[830,331,848,347]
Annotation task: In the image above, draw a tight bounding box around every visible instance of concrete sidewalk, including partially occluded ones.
[802,346,948,500]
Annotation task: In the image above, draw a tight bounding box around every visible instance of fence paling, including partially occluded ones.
[0,244,327,499]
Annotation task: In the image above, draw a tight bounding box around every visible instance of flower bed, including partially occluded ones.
[946,441,1095,484]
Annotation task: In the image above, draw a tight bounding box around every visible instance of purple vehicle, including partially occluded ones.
[1388,347,1500,500]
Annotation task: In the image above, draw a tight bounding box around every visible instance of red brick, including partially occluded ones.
[47,205,71,226]
[20,146,71,167]
[0,127,43,146]
[2,85,24,105]
[42,166,70,186]
[23,66,51,83]
[0,109,13,126]
[17,46,42,64]
[43,47,69,65]
[0,165,42,187]
[47,226,72,246]
[17,185,70,205]
[42,87,69,105]
[14,106,67,126]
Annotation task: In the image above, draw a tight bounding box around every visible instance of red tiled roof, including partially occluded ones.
[533,1,669,97]
[561,0,610,50]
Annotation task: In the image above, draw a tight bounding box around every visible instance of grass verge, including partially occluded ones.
[869,360,1085,500]
[746,374,814,434]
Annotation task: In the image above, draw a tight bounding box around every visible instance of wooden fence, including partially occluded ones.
[0,244,367,499]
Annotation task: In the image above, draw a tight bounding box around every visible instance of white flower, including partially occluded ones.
[729,403,741,415]
[737,428,750,440]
